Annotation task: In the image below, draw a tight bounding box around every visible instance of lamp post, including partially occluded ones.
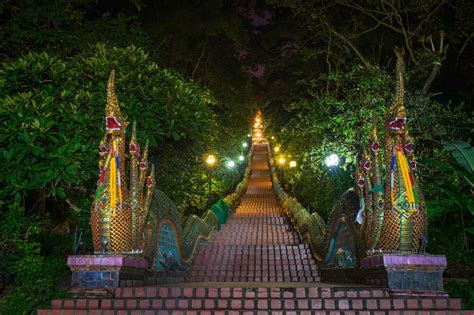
[278,157,286,183]
[226,160,236,187]
[241,142,248,157]
[205,154,217,202]
[325,153,339,201]
[289,160,297,193]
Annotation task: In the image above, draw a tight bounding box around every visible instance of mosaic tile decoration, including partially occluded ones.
[155,223,187,272]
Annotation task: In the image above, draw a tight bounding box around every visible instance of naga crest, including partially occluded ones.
[355,48,428,254]
[90,70,156,253]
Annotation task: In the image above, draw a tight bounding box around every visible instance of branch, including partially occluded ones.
[411,1,448,37]
[337,1,403,34]
[382,0,418,64]
[457,33,474,65]
[421,45,448,96]
[326,34,332,95]
[192,48,206,80]
[349,21,384,40]
[325,23,370,68]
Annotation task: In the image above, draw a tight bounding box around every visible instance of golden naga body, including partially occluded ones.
[90,70,156,253]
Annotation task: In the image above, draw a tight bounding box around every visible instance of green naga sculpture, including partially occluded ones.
[355,47,428,254]
[272,49,445,293]
[87,69,248,269]
[274,49,431,271]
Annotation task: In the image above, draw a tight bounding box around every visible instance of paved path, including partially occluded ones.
[188,143,319,283]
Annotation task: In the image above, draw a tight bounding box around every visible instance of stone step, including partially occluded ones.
[38,310,474,315]
[210,219,299,245]
[45,290,465,312]
[188,244,319,282]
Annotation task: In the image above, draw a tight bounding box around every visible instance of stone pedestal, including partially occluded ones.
[361,254,448,296]
[321,254,448,297]
[67,255,149,290]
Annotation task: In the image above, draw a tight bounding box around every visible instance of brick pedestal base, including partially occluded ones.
[67,255,149,290]
[361,254,448,296]
[322,254,447,296]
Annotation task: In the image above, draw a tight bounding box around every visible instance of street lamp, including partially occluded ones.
[206,154,217,166]
[288,160,297,193]
[325,153,339,201]
[277,157,286,186]
[205,154,217,202]
[226,160,236,187]
[238,155,244,162]
[274,146,280,153]
[242,143,248,148]
[325,153,339,167]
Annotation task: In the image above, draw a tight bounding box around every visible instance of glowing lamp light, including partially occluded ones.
[247,133,251,137]
[226,160,235,168]
[271,136,275,140]
[325,154,339,167]
[255,118,261,123]
[239,155,244,161]
[274,146,280,153]
[206,154,216,166]
[278,157,286,165]
[254,123,260,128]
[255,132,262,137]
[289,161,297,168]
[242,143,248,148]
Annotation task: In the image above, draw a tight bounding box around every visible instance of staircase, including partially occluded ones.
[186,145,319,284]
[38,143,472,314]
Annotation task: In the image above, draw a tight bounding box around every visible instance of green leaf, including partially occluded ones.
[466,227,474,234]
[444,141,474,174]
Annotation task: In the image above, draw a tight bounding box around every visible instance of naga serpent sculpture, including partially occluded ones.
[89,70,250,271]
[272,49,428,269]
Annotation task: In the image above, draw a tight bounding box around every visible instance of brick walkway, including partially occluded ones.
[187,143,319,283]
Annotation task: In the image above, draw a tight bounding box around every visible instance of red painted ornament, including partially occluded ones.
[388,117,407,131]
[99,145,108,156]
[106,116,122,131]
[371,141,381,152]
[363,160,371,171]
[357,176,365,187]
[404,142,414,153]
[146,176,155,188]
[129,142,140,156]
